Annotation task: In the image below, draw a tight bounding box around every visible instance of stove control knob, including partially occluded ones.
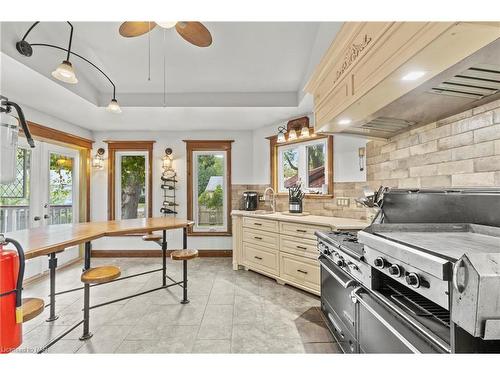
[335,259,345,267]
[374,257,387,269]
[388,264,403,277]
[405,273,421,288]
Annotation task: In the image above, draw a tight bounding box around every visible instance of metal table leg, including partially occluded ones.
[46,252,59,322]
[180,227,189,304]
[80,241,93,340]
[162,230,167,286]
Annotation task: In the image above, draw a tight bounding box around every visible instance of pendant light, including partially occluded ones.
[18,22,121,114]
[51,22,78,84]
[277,126,287,143]
[107,99,121,113]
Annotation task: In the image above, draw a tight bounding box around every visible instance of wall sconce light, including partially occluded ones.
[92,148,105,170]
[162,147,173,170]
[300,125,310,138]
[277,126,287,143]
[358,147,366,171]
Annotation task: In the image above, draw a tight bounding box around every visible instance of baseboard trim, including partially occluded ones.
[23,256,83,286]
[91,249,232,258]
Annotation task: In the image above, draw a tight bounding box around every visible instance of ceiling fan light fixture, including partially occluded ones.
[51,60,78,84]
[156,22,177,29]
[107,98,122,114]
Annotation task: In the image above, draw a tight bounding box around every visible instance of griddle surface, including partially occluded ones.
[378,231,500,261]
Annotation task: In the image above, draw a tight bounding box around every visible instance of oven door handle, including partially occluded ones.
[352,288,422,354]
[319,257,358,289]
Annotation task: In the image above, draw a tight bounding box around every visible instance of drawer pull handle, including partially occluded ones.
[296,229,307,233]
[253,223,262,226]
[254,236,263,240]
[296,245,307,250]
[254,256,263,260]
[297,269,308,274]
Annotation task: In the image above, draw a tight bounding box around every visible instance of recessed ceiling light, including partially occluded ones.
[338,118,351,125]
[402,71,426,81]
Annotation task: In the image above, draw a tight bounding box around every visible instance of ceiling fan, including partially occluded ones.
[119,21,212,47]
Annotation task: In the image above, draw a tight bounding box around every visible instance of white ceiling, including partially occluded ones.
[1,22,340,107]
[0,21,341,131]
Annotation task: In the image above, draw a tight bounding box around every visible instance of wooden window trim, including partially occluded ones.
[105,140,155,221]
[184,140,233,237]
[19,121,93,222]
[267,134,334,198]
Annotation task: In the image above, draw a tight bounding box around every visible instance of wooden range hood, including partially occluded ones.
[305,22,500,139]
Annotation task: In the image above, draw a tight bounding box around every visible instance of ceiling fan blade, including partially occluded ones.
[119,22,157,38]
[175,22,212,47]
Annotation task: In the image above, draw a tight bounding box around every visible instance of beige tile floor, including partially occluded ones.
[15,257,340,354]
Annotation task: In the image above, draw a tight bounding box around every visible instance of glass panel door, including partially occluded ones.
[47,151,78,225]
[0,138,37,232]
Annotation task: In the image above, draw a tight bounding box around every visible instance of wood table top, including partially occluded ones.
[2,217,194,259]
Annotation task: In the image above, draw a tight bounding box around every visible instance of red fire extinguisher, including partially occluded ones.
[0,235,25,353]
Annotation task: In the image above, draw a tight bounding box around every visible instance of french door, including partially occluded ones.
[0,140,80,277]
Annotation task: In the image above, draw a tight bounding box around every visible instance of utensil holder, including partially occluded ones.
[289,198,303,213]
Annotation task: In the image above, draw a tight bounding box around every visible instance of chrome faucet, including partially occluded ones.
[263,187,276,213]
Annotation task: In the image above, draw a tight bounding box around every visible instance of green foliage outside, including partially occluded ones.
[308,144,325,170]
[196,154,224,196]
[120,155,146,219]
[198,185,223,209]
[282,148,298,179]
[49,153,73,205]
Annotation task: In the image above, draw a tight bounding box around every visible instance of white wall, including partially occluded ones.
[90,130,253,251]
[334,134,367,182]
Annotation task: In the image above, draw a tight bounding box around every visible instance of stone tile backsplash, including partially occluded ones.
[366,98,500,189]
[232,98,500,222]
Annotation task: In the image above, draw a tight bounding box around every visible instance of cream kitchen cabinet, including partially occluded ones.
[231,211,368,295]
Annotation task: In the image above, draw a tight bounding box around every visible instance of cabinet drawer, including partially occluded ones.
[280,235,318,260]
[243,228,279,249]
[242,242,279,276]
[243,217,279,233]
[279,221,329,241]
[280,252,320,291]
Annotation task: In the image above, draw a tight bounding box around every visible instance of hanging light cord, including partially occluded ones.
[163,28,167,107]
[147,21,151,81]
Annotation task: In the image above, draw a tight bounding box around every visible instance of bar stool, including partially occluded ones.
[21,297,45,322]
[142,233,163,246]
[170,249,198,304]
[79,265,121,340]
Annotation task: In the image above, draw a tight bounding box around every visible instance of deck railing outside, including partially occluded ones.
[0,205,73,233]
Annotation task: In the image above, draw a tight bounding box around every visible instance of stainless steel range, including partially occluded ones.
[316,188,500,354]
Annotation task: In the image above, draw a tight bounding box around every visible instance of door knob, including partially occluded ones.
[33,216,41,221]
[43,214,50,219]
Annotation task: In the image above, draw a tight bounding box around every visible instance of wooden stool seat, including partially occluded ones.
[81,266,121,284]
[21,297,45,322]
[170,249,198,261]
[142,233,162,242]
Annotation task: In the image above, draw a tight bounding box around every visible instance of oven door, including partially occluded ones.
[353,287,448,353]
[319,255,359,352]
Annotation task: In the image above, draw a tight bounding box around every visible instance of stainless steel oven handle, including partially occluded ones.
[319,258,358,289]
[352,288,421,354]
[327,313,345,339]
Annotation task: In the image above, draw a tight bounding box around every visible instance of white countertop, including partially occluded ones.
[231,210,369,230]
